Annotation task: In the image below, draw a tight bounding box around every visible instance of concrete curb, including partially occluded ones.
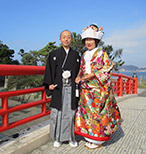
[0,121,50,154]
[0,93,140,154]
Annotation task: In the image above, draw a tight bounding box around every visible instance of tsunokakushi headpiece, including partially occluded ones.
[81,23,104,40]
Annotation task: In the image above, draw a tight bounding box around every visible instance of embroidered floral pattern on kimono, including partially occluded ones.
[75,48,121,141]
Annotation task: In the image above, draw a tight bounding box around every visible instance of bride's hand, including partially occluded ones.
[75,76,81,84]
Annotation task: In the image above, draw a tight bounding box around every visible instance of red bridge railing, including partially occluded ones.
[111,73,137,96]
[0,64,137,132]
[0,64,50,132]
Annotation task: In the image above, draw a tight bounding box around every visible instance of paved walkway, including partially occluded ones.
[28,90,146,154]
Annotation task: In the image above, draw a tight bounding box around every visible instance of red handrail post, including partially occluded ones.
[42,90,47,114]
[133,78,137,94]
[117,76,123,96]
[115,81,117,94]
[126,78,131,94]
[2,97,9,127]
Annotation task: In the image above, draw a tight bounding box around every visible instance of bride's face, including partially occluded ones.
[85,38,96,51]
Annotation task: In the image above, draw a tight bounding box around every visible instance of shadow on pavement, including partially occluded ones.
[74,126,124,147]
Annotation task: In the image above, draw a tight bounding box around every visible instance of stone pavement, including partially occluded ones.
[28,90,146,154]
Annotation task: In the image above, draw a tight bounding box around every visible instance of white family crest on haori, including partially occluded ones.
[53,57,56,60]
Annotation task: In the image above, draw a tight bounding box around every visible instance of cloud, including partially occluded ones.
[104,22,146,54]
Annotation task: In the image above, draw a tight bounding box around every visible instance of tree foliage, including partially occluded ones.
[37,42,58,66]
[7,42,58,92]
[18,42,58,66]
[0,41,19,64]
[7,75,43,90]
[70,32,86,55]
[101,43,125,71]
[21,50,39,65]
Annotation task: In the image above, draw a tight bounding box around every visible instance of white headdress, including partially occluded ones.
[81,25,104,40]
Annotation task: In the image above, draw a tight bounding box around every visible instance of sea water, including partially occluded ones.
[117,71,146,80]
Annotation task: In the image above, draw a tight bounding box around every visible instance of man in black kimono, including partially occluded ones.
[43,30,80,147]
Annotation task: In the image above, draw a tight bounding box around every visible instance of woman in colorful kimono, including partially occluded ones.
[75,24,121,149]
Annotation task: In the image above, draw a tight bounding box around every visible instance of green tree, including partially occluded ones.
[0,41,19,89]
[18,49,25,57]
[21,50,39,65]
[0,41,19,64]
[38,42,58,66]
[7,42,58,93]
[18,42,58,66]
[101,43,125,71]
[70,32,86,55]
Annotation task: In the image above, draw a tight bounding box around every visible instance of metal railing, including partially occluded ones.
[0,64,137,132]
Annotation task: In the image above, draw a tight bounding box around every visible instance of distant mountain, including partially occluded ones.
[119,65,146,71]
[139,67,146,70]
[119,65,139,71]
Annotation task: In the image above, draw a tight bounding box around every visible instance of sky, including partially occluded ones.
[1,0,146,68]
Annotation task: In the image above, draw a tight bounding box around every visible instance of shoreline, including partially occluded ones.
[119,70,146,72]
